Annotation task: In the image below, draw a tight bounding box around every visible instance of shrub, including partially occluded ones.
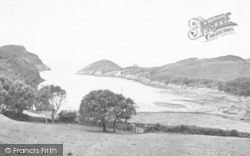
[143,123,249,138]
[144,125,160,133]
[2,110,30,121]
[116,123,132,131]
[226,129,240,137]
[58,110,77,123]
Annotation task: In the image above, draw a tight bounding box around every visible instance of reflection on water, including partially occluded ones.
[40,70,190,112]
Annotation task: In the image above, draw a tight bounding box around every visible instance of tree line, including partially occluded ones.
[0,75,66,123]
[0,75,137,133]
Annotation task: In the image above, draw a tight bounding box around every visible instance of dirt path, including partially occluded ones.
[1,115,250,156]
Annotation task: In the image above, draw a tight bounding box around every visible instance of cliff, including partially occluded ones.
[0,45,50,71]
[0,45,51,86]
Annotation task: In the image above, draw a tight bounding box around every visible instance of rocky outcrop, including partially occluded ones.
[0,45,50,86]
[0,45,51,71]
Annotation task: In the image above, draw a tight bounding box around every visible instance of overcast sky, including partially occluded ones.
[0,0,250,71]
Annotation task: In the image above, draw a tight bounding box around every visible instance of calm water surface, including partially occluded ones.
[40,70,189,112]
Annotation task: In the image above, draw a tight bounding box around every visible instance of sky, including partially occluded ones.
[0,0,250,71]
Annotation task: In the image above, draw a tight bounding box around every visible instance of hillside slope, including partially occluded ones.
[0,45,50,86]
[152,55,250,82]
[1,114,249,156]
[77,55,250,91]
[78,60,121,75]
[0,45,50,71]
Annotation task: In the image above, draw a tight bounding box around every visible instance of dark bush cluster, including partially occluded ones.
[58,111,77,123]
[162,76,250,97]
[218,77,250,96]
[163,77,219,89]
[2,110,30,121]
[78,120,249,138]
[144,124,249,138]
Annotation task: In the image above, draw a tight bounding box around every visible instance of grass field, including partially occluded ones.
[1,114,250,156]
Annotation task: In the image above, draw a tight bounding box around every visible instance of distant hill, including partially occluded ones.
[77,55,250,91]
[246,59,250,63]
[0,45,50,86]
[152,55,250,82]
[0,45,50,71]
[78,60,121,75]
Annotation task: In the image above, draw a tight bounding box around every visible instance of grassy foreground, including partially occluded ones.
[1,114,250,156]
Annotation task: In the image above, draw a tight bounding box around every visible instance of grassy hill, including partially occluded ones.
[77,55,250,94]
[0,45,50,86]
[152,55,250,82]
[1,114,249,156]
[78,60,121,74]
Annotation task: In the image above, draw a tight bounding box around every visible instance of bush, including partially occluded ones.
[58,110,77,123]
[144,125,159,133]
[116,123,132,131]
[2,110,30,121]
[226,129,240,137]
[143,123,249,138]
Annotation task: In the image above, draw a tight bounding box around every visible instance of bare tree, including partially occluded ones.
[36,85,66,123]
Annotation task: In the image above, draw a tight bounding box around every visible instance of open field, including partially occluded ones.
[1,114,250,156]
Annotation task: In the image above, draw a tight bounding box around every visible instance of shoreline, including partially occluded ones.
[76,72,250,120]
[76,72,222,94]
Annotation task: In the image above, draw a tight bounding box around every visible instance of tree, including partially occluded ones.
[0,76,36,119]
[108,94,136,133]
[36,85,66,123]
[79,90,117,132]
[36,86,52,123]
[0,75,37,121]
[79,89,136,132]
[8,80,36,116]
[0,75,12,106]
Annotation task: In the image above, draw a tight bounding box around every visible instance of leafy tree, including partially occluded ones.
[79,89,136,132]
[8,80,36,116]
[0,76,36,119]
[0,76,12,105]
[79,90,117,132]
[108,94,136,132]
[36,85,66,123]
[36,86,52,123]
